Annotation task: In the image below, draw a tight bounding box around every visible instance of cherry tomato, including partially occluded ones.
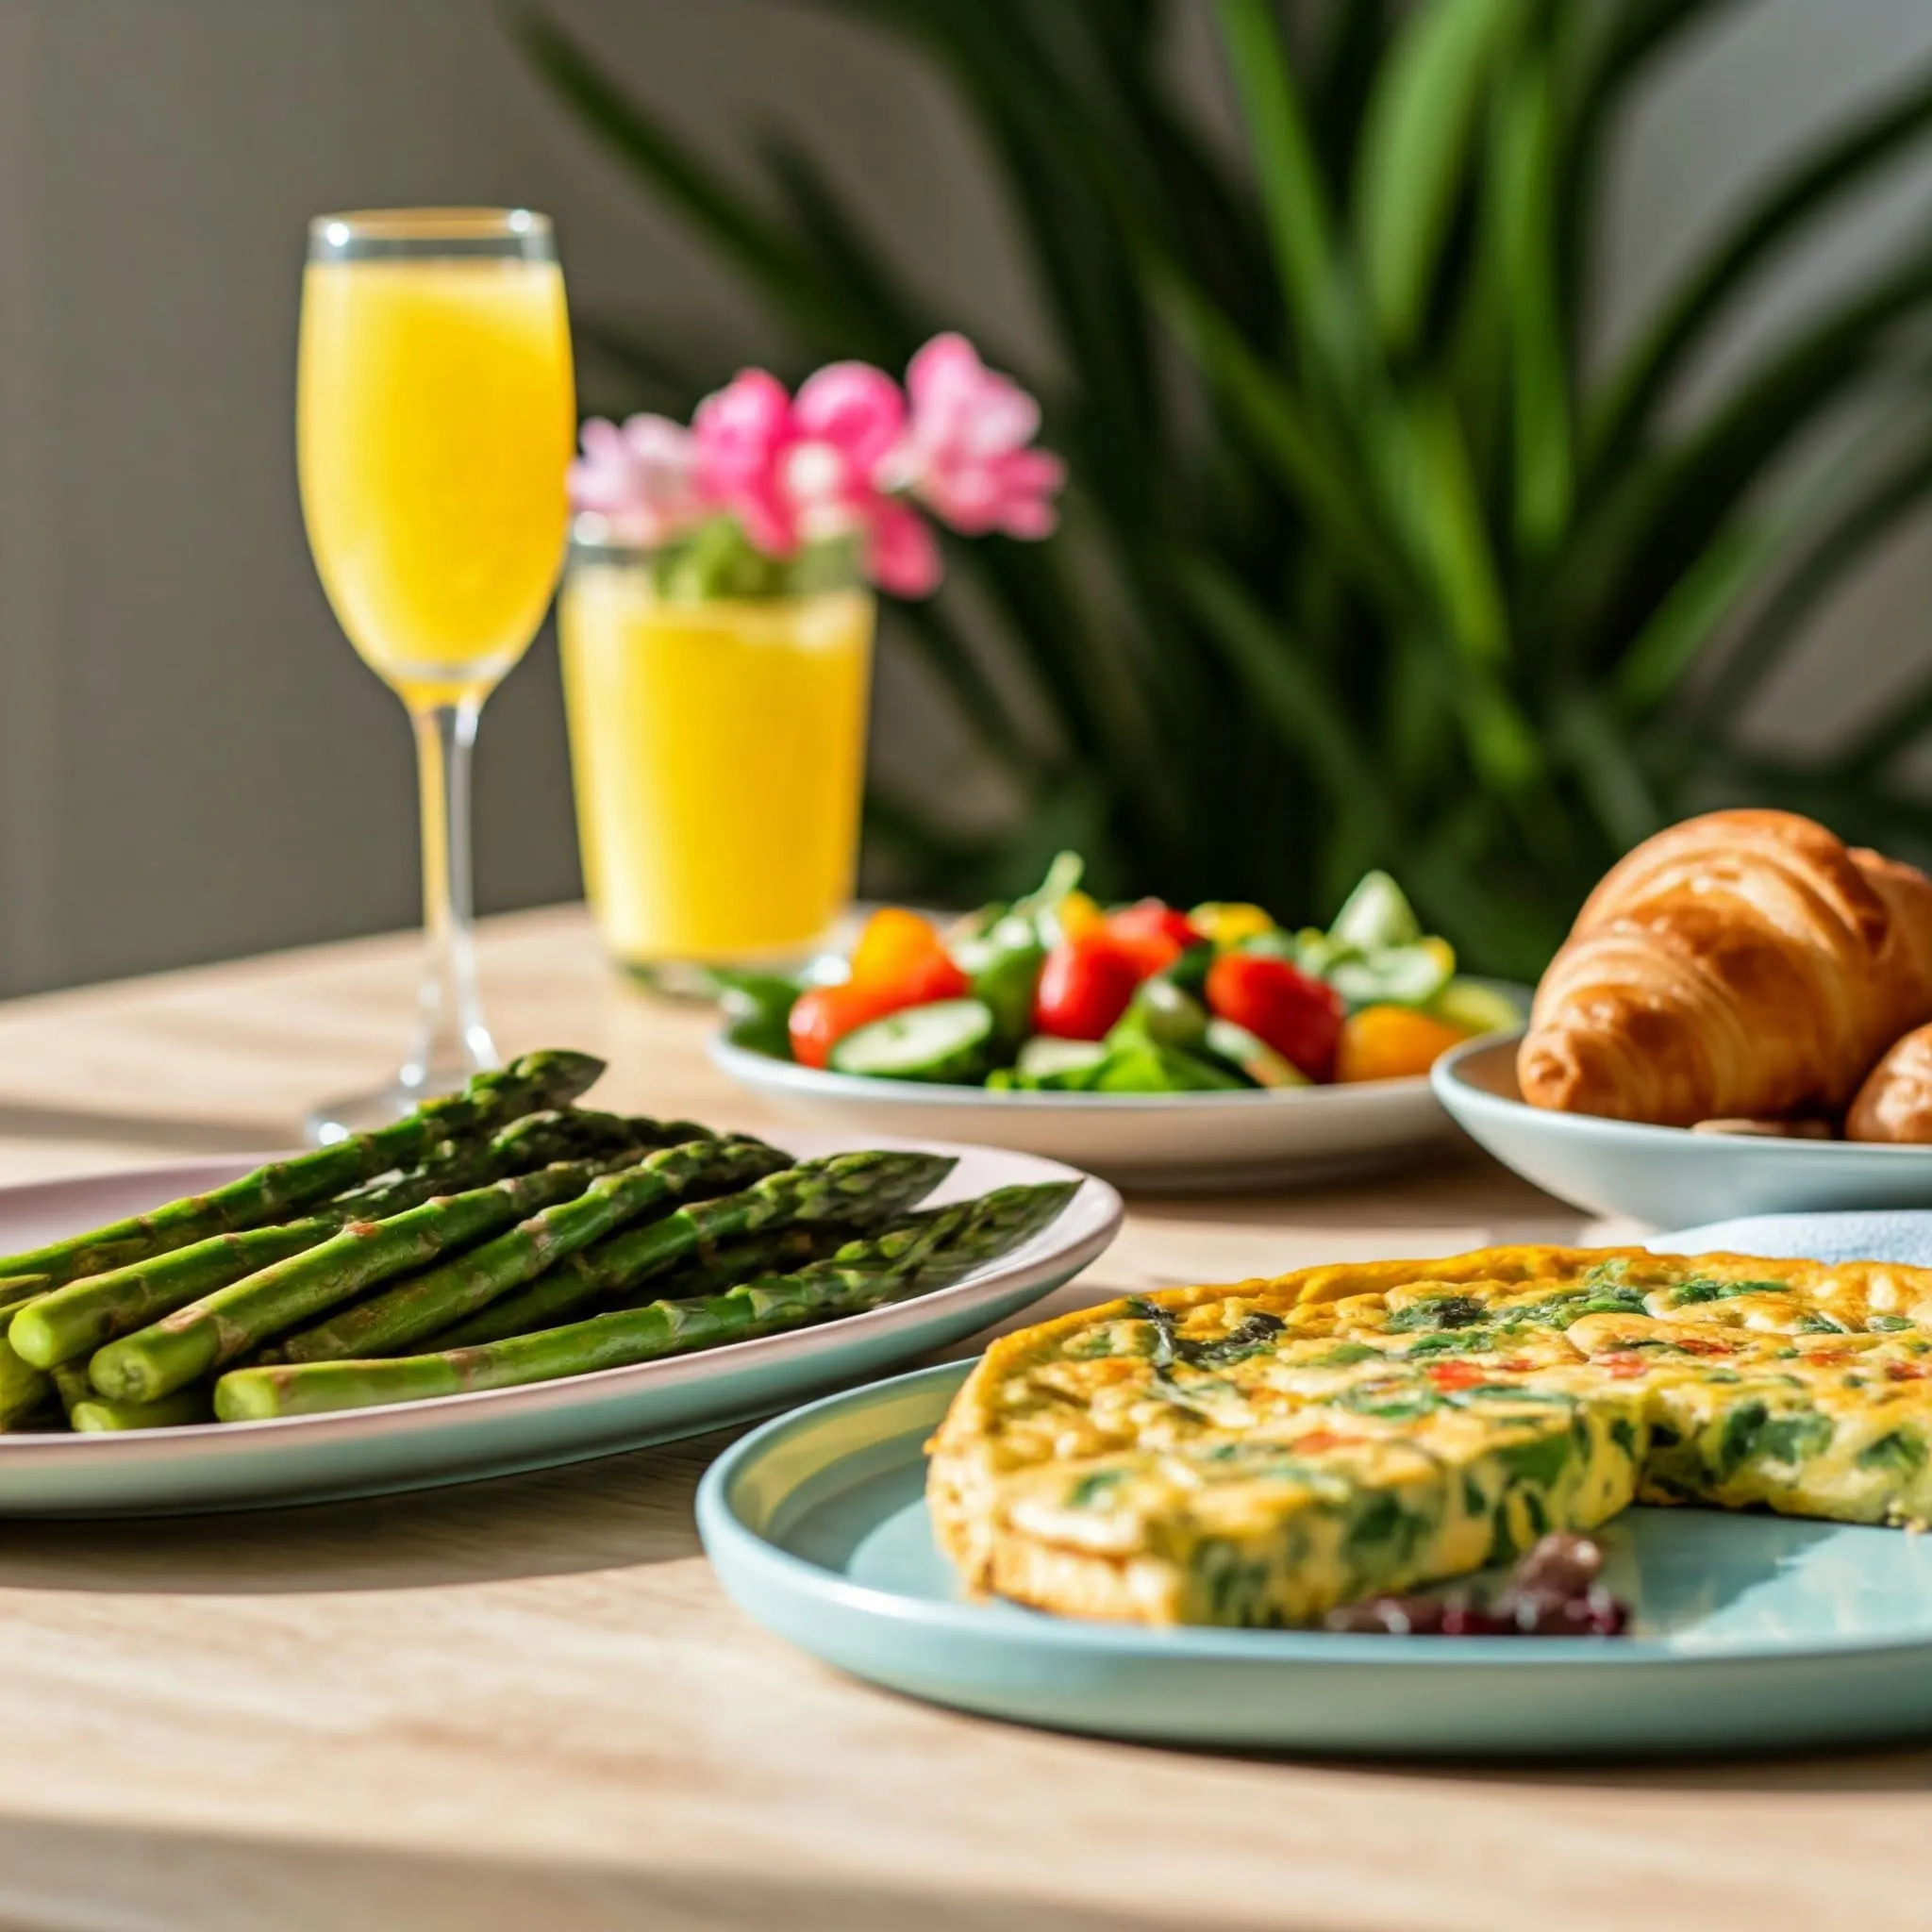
[1204,952,1343,1082]
[1106,899,1200,974]
[788,982,899,1069]
[893,949,970,1007]
[850,907,946,991]
[844,906,969,1013]
[1034,933,1145,1041]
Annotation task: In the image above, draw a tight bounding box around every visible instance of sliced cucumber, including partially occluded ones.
[1329,870,1423,951]
[1107,978,1209,1055]
[1016,1035,1109,1084]
[1430,977,1524,1036]
[1205,1018,1311,1089]
[829,998,995,1084]
[1327,936,1455,1009]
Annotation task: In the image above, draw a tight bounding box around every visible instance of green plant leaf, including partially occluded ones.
[1181,559,1393,855]
[1310,0,1395,200]
[1559,241,1932,665]
[566,317,717,416]
[1213,0,1347,376]
[1693,426,1932,732]
[757,134,935,366]
[1551,691,1664,848]
[519,13,859,352]
[1830,665,1932,778]
[1552,0,1740,336]
[1354,0,1526,357]
[1383,388,1511,667]
[1590,58,1932,482]
[1153,269,1415,617]
[1491,45,1573,556]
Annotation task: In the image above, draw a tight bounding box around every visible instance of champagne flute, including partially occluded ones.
[297,208,574,1141]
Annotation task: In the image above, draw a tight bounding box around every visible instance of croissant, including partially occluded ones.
[1848,1024,1932,1142]
[1518,809,1932,1125]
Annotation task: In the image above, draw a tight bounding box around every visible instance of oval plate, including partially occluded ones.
[0,1138,1119,1517]
[708,982,1529,1193]
[1434,1034,1932,1227]
[699,1360,1932,1757]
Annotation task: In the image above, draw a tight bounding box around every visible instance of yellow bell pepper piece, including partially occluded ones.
[1336,1004,1473,1083]
[1050,890,1106,943]
[1190,901,1275,947]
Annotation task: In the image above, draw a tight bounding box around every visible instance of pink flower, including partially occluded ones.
[691,368,799,556]
[787,362,939,595]
[567,414,704,546]
[584,340,1054,597]
[793,361,906,476]
[864,497,942,598]
[888,334,1065,539]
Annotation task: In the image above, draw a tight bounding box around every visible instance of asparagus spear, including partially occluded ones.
[420,1151,956,1350]
[0,1299,51,1427]
[49,1359,208,1431]
[432,1224,841,1350]
[0,1049,605,1289]
[88,1148,643,1405]
[50,1363,89,1420]
[213,1181,1075,1422]
[10,1108,674,1370]
[270,1136,791,1364]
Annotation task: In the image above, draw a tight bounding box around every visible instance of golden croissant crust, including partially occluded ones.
[1848,1023,1932,1142]
[1519,809,1932,1125]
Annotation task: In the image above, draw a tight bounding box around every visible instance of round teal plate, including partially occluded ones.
[699,1361,1932,1757]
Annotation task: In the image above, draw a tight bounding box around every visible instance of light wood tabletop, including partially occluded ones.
[0,904,1919,1932]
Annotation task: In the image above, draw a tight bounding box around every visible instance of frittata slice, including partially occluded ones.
[929,1280,1643,1625]
[930,1245,1932,1625]
[1565,1313,1932,1525]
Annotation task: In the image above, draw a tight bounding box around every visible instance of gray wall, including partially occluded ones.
[0,0,1928,995]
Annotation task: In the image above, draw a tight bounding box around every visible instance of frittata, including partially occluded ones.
[927,1245,1932,1625]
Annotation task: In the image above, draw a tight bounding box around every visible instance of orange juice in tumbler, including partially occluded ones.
[298,256,574,707]
[560,552,874,966]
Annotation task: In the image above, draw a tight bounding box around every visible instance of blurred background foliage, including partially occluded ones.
[525,0,1932,976]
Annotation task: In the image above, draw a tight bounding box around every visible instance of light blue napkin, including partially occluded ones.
[1651,1211,1932,1266]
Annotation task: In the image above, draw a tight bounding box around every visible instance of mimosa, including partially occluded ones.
[560,546,874,967]
[296,209,574,1139]
[299,251,574,708]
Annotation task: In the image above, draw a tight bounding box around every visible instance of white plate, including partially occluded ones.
[1434,1033,1932,1227]
[708,983,1530,1192]
[0,1137,1120,1516]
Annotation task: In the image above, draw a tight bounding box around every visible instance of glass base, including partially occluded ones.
[607,911,866,1002]
[615,958,771,1002]
[303,1063,477,1145]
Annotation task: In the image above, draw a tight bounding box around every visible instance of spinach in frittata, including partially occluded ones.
[927,1246,1932,1625]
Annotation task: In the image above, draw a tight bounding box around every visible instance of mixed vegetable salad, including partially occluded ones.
[717,856,1520,1095]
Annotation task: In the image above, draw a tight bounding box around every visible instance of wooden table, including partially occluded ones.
[0,906,1915,1932]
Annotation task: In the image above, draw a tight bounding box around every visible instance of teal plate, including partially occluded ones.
[699,1361,1932,1757]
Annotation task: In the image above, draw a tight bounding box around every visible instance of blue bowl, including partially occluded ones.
[1433,1033,1932,1228]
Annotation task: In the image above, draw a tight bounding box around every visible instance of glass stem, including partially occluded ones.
[402,700,496,1092]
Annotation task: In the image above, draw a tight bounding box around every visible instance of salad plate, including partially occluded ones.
[1435,1034,1932,1227]
[698,1360,1932,1757]
[708,858,1526,1191]
[0,1139,1119,1516]
[708,1034,1499,1191]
